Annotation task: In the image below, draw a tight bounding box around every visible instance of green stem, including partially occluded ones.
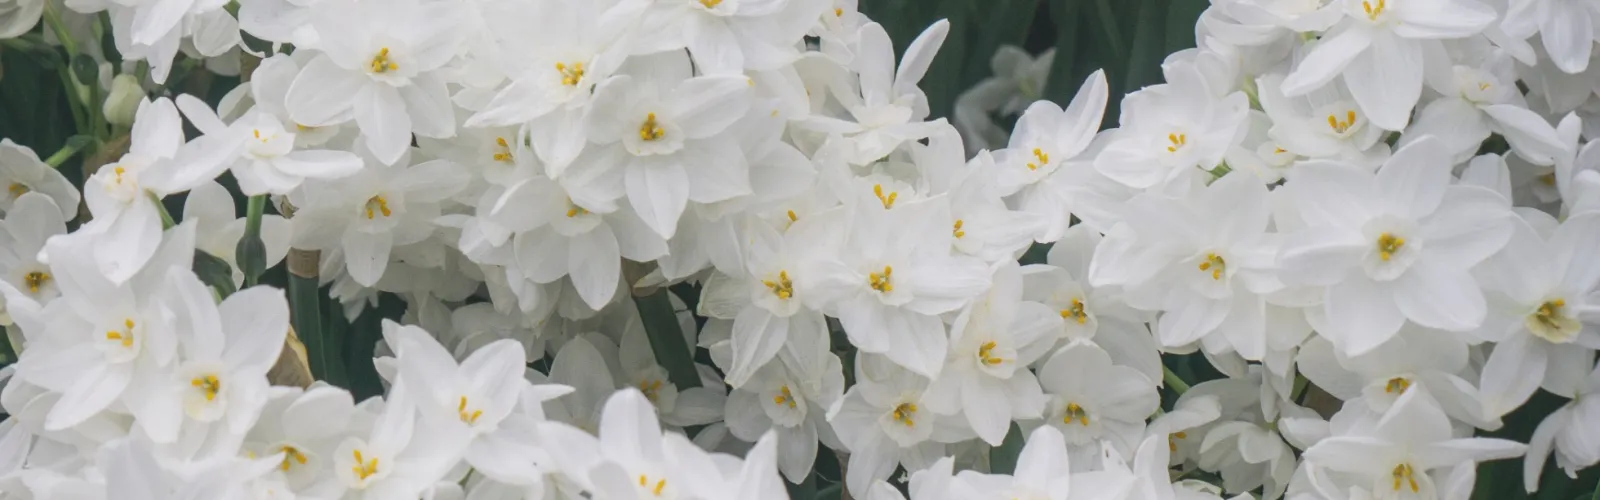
[1163,365,1191,395]
[149,192,175,229]
[240,195,267,287]
[635,290,701,389]
[43,139,87,167]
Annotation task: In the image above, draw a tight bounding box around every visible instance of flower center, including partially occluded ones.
[1060,298,1088,324]
[1168,431,1188,452]
[105,318,136,348]
[191,374,222,401]
[350,449,380,481]
[1327,110,1357,135]
[1384,376,1410,395]
[1527,298,1579,343]
[952,219,966,238]
[872,184,898,209]
[638,379,664,403]
[492,137,513,163]
[1376,233,1405,261]
[6,182,28,199]
[1166,133,1187,153]
[457,395,483,425]
[1063,402,1090,426]
[279,445,309,471]
[772,385,797,409]
[369,47,398,74]
[1391,462,1418,493]
[637,474,668,496]
[23,271,50,294]
[364,195,392,220]
[977,341,1005,366]
[555,62,585,86]
[763,270,794,300]
[1197,253,1226,280]
[1363,0,1387,21]
[1026,148,1049,171]
[868,266,894,293]
[891,402,917,427]
[699,0,722,7]
[638,113,666,141]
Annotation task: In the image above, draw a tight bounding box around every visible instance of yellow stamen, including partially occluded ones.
[106,318,135,347]
[1328,110,1357,134]
[872,184,898,209]
[699,0,721,7]
[6,182,28,199]
[786,210,797,222]
[492,137,513,163]
[364,195,392,220]
[191,375,221,402]
[1533,299,1567,330]
[23,271,50,294]
[762,270,794,300]
[952,219,965,238]
[977,341,1004,365]
[638,379,664,402]
[1027,147,1049,171]
[1168,431,1188,452]
[279,445,308,471]
[1363,0,1387,20]
[1385,377,1410,395]
[1060,298,1087,324]
[1197,253,1226,280]
[772,385,797,408]
[351,450,379,481]
[1064,403,1089,426]
[892,402,917,427]
[1391,463,1418,492]
[1166,133,1187,153]
[555,62,585,86]
[369,47,398,73]
[457,396,483,425]
[868,266,893,293]
[1376,233,1405,261]
[638,113,665,141]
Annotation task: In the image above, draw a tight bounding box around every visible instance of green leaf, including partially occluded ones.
[989,423,1027,474]
[635,290,701,389]
[1043,0,1084,104]
[1123,0,1169,94]
[290,265,344,387]
[191,250,237,299]
[70,54,97,88]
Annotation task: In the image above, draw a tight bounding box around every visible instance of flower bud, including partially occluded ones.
[102,74,144,127]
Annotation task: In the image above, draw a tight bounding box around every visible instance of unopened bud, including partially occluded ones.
[102,74,144,126]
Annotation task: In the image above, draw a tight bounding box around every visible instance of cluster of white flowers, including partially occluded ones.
[1,0,1599,497]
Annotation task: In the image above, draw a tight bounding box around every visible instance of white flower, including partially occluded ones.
[0,139,80,220]
[1036,342,1159,462]
[0,193,67,308]
[1094,65,1250,189]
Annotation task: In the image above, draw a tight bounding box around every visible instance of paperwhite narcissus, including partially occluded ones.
[0,193,67,309]
[0,140,80,220]
[81,98,187,284]
[174,94,364,196]
[284,0,462,166]
[1036,342,1159,463]
[827,359,956,498]
[1278,137,1515,355]
[182,180,290,286]
[1094,64,1250,189]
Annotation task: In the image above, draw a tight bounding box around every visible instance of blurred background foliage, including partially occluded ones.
[1,0,1597,498]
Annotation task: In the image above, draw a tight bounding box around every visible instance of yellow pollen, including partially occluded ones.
[1478,82,1491,91]
[350,450,379,481]
[1274,147,1287,154]
[952,219,966,238]
[1376,233,1405,261]
[191,375,221,402]
[868,266,894,293]
[1060,298,1087,324]
[278,446,308,471]
[638,113,666,141]
[638,379,664,402]
[457,396,483,425]
[1363,0,1386,20]
[555,62,585,86]
[699,0,721,7]
[772,385,797,409]
[786,210,798,222]
[23,271,50,294]
[1027,147,1049,170]
[369,47,398,73]
[1534,299,1567,329]
[834,7,842,16]
[1166,133,1187,153]
[1168,431,1188,452]
[364,195,392,220]
[105,318,136,347]
[113,166,127,184]
[1328,110,1357,134]
[977,341,1004,366]
[492,137,513,162]
[872,184,898,209]
[253,129,261,140]
[1064,403,1089,426]
[762,270,794,300]
[637,475,667,496]
[1391,463,1418,492]
[1539,173,1556,186]
[1197,253,1226,280]
[892,402,917,427]
[1384,377,1410,395]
